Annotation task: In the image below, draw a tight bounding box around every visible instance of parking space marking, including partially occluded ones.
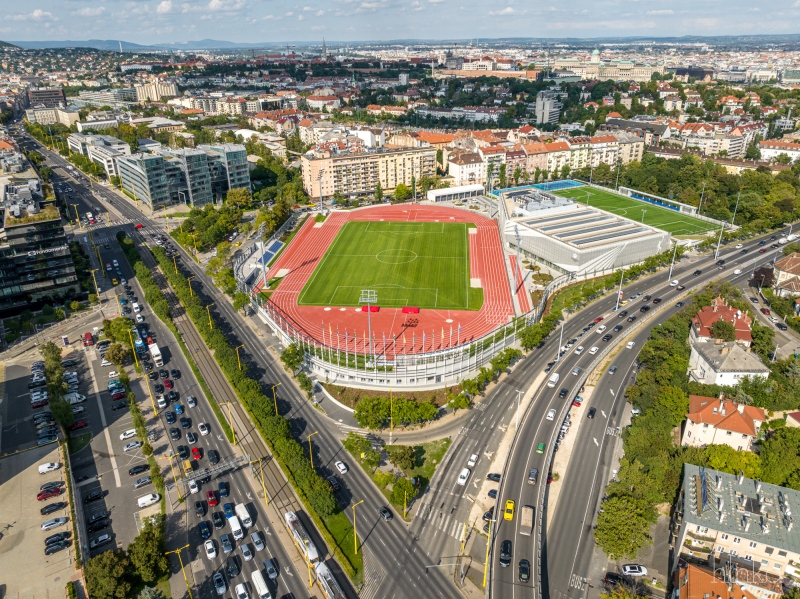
[91,357,121,488]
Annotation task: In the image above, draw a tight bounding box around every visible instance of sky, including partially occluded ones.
[0,0,797,45]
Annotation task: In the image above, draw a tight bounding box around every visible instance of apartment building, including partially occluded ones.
[27,87,66,109]
[24,107,80,127]
[134,81,179,102]
[687,341,770,386]
[67,134,132,179]
[447,151,484,186]
[759,140,800,162]
[0,181,79,315]
[301,146,436,200]
[674,464,800,593]
[690,296,753,347]
[535,90,562,125]
[77,88,137,106]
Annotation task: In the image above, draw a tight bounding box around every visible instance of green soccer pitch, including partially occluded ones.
[552,186,716,235]
[297,221,484,310]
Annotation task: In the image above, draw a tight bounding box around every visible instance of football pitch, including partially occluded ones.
[297,221,484,310]
[552,186,716,235]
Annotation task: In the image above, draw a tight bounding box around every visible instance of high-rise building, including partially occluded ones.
[535,91,562,125]
[27,87,66,109]
[0,181,79,314]
[117,144,250,209]
[134,81,179,103]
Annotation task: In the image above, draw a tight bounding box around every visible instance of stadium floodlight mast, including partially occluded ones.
[359,289,377,364]
[714,191,741,261]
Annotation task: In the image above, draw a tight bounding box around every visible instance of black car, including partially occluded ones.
[45,540,70,555]
[499,540,512,567]
[604,572,624,586]
[208,449,220,465]
[642,295,651,302]
[195,501,204,518]
[143,362,153,372]
[488,489,498,499]
[170,428,181,441]
[83,489,104,504]
[165,411,176,424]
[226,555,240,578]
[61,359,78,367]
[486,473,501,482]
[168,390,179,402]
[40,480,64,491]
[378,506,393,521]
[87,519,109,533]
[777,323,788,331]
[741,248,748,254]
[212,512,225,529]
[626,315,637,323]
[180,417,191,429]
[693,269,702,276]
[129,464,149,476]
[111,400,127,411]
[45,531,71,546]
[159,369,169,379]
[758,240,766,246]
[483,507,494,522]
[602,334,613,342]
[519,559,531,583]
[178,445,189,459]
[326,475,339,492]
[154,384,164,393]
[613,325,623,332]
[652,297,662,304]
[88,511,108,524]
[617,310,628,318]
[199,521,212,540]
[639,305,650,313]
[170,369,181,379]
[41,501,67,515]
[148,372,158,381]
[588,407,596,419]
[558,388,568,399]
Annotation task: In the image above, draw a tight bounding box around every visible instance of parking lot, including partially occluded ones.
[0,444,80,597]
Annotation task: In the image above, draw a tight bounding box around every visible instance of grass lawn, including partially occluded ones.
[553,186,716,235]
[68,432,92,454]
[321,511,363,586]
[298,221,483,310]
[385,437,452,489]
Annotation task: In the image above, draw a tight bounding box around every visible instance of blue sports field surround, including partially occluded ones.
[629,192,681,212]
[257,240,284,266]
[489,179,585,196]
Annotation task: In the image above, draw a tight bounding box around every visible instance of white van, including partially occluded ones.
[547,372,560,388]
[251,570,272,599]
[133,302,141,313]
[137,493,160,508]
[228,515,244,540]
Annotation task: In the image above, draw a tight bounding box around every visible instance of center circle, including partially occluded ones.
[376,249,417,264]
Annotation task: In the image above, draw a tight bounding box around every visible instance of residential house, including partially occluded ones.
[672,561,780,599]
[447,151,485,186]
[690,296,753,347]
[772,253,800,297]
[681,395,765,451]
[687,341,770,386]
[758,140,800,162]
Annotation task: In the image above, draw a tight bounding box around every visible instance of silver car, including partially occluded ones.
[42,517,68,531]
[265,557,278,580]
[250,531,265,552]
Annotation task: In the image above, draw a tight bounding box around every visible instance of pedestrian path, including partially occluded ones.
[412,499,466,541]
[359,548,389,599]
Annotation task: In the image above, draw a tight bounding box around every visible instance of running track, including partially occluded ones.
[254,205,515,357]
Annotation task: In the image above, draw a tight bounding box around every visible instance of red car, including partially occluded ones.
[206,490,218,507]
[134,223,143,229]
[111,392,127,401]
[759,248,767,253]
[192,447,202,460]
[572,400,582,407]
[761,308,771,315]
[32,399,48,408]
[164,379,174,389]
[593,316,604,323]
[69,420,88,431]
[37,488,63,501]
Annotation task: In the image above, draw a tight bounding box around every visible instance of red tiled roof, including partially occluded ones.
[692,296,752,343]
[686,395,765,436]
[774,252,800,276]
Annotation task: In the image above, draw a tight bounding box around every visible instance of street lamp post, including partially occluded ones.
[359,289,377,365]
[172,254,178,274]
[235,344,244,370]
[272,382,282,416]
[352,499,365,555]
[71,204,82,230]
[697,181,706,215]
[187,276,195,297]
[221,401,236,446]
[307,431,319,469]
[206,303,215,329]
[614,267,625,311]
[668,241,679,281]
[515,389,523,430]
[482,519,495,587]
[641,208,647,223]
[127,329,139,367]
[165,544,194,599]
[715,191,741,261]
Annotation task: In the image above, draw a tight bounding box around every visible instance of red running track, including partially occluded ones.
[509,255,531,313]
[255,205,515,356]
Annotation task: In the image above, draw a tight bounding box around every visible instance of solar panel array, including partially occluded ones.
[257,239,284,266]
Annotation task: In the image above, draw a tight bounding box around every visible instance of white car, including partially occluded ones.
[546,409,556,421]
[457,467,471,486]
[38,462,61,475]
[621,564,648,577]
[588,346,599,355]
[574,346,584,355]
[120,429,136,441]
[204,539,216,559]
[123,441,141,452]
[769,316,780,324]
[108,371,120,378]
[189,480,199,494]
[41,517,68,531]
[733,269,742,275]
[467,454,478,468]
[71,406,85,415]
[595,325,607,334]
[234,583,249,599]
[198,423,209,436]
[735,244,743,249]
[335,460,348,474]
[136,315,144,323]
[156,395,167,409]
[669,280,679,287]
[112,260,119,267]
[187,396,197,408]
[101,359,113,367]
[626,341,636,349]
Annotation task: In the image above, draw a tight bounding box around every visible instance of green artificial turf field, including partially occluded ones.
[297,221,483,310]
[552,186,716,235]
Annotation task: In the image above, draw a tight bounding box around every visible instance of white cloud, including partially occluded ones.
[285,11,294,16]
[298,14,305,20]
[156,1,173,14]
[207,0,245,11]
[488,6,516,16]
[10,9,55,21]
[795,0,800,6]
[311,24,326,30]
[429,0,446,3]
[315,9,325,15]
[411,0,425,10]
[646,9,673,14]
[74,6,106,16]
[303,5,314,10]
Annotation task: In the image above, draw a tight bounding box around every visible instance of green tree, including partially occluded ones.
[363,449,381,469]
[390,476,418,506]
[394,183,411,201]
[127,515,169,584]
[704,444,761,479]
[50,397,74,429]
[39,340,61,364]
[85,550,133,599]
[353,396,390,429]
[226,187,253,209]
[447,393,471,411]
[498,163,507,189]
[655,385,689,426]
[233,292,250,314]
[593,494,656,559]
[280,343,305,372]
[39,165,53,181]
[374,181,383,203]
[105,343,129,366]
[753,266,775,287]
[601,587,648,599]
[710,319,736,342]
[390,445,416,471]
[343,432,371,456]
[105,317,135,343]
[750,321,775,359]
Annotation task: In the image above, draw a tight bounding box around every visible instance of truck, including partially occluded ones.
[149,343,163,367]
[314,562,347,599]
[133,333,146,355]
[779,237,789,245]
[235,503,252,528]
[519,505,535,536]
[788,234,799,242]
[284,511,319,565]
[547,372,560,388]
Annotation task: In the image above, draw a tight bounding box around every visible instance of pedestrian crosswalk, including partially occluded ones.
[359,549,388,599]
[413,500,466,541]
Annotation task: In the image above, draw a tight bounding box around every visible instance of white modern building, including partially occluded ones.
[24,107,80,127]
[134,81,179,103]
